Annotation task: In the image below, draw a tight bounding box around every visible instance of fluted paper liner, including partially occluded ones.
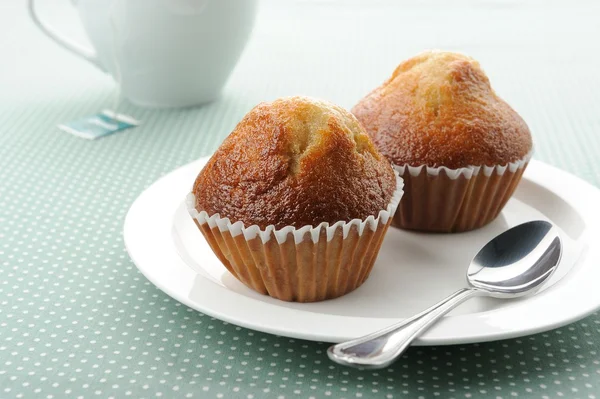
[393,152,532,233]
[186,174,403,302]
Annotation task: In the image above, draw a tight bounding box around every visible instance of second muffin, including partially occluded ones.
[353,51,532,233]
[188,96,403,302]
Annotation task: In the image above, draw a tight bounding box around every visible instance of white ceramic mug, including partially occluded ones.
[28,0,258,108]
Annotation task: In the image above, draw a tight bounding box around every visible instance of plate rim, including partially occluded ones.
[124,157,600,344]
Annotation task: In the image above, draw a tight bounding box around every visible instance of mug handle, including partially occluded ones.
[27,0,104,71]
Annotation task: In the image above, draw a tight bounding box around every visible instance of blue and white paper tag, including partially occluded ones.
[59,110,140,140]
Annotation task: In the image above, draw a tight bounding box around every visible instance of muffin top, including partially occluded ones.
[193,96,397,229]
[352,51,533,169]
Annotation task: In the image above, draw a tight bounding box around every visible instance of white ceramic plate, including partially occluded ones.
[124,157,600,344]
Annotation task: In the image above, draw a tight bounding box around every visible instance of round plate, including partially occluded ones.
[124,157,600,344]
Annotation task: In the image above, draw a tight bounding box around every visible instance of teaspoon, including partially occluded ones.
[327,220,562,369]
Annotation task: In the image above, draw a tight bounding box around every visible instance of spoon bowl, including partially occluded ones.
[328,220,563,369]
[468,221,562,297]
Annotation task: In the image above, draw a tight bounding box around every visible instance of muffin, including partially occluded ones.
[187,96,403,302]
[352,51,532,233]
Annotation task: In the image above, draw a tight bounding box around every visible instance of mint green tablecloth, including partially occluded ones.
[2,1,600,398]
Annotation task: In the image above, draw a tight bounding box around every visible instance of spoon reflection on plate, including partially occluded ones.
[327,220,562,369]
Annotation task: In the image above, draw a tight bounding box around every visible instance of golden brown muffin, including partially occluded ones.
[352,51,532,169]
[188,96,403,302]
[352,51,532,233]
[193,96,396,229]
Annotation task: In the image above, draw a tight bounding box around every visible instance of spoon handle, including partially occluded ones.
[327,288,481,369]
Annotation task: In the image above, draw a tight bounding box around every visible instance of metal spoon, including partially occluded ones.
[327,220,562,369]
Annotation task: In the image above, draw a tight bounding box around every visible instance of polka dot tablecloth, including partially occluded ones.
[2,1,600,398]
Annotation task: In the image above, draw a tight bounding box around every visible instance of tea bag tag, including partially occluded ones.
[58,110,140,140]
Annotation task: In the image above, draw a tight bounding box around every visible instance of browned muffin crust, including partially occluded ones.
[193,96,397,229]
[352,51,533,169]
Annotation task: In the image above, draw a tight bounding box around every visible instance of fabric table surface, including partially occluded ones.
[1,1,600,398]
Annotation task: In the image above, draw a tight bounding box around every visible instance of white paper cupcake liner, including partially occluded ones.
[392,151,532,233]
[185,172,403,302]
